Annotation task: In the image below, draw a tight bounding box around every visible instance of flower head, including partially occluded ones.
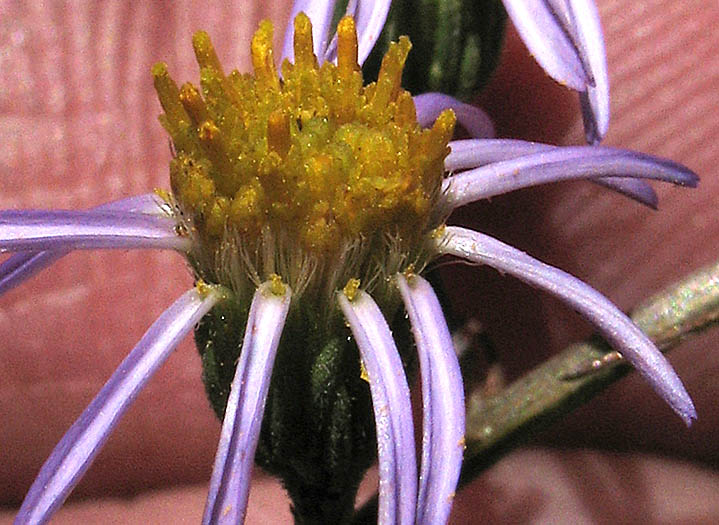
[1,2,698,524]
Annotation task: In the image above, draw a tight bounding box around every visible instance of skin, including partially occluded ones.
[1,1,718,522]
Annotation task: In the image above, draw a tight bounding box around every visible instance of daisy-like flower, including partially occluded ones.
[1,2,698,524]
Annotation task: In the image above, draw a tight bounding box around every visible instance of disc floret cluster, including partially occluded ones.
[154,14,454,305]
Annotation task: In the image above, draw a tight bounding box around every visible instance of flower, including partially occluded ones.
[1,2,699,524]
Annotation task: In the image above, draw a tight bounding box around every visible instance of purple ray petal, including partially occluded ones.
[98,193,168,215]
[566,0,610,142]
[532,1,609,141]
[14,286,222,525]
[354,0,393,65]
[501,0,588,90]
[590,177,658,208]
[0,194,166,295]
[325,0,391,66]
[338,287,417,525]
[0,210,188,252]
[435,226,697,425]
[443,145,698,209]
[202,280,291,525]
[396,274,464,525]
[445,139,552,172]
[445,139,660,207]
[544,1,590,81]
[414,93,495,139]
[0,252,59,296]
[281,0,338,64]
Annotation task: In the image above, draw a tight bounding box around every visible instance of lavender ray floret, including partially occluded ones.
[281,0,338,63]
[396,274,464,525]
[0,251,63,296]
[436,226,697,425]
[338,288,417,525]
[443,145,698,209]
[325,0,391,66]
[14,287,222,525]
[0,194,165,295]
[202,281,291,525]
[445,139,552,172]
[414,93,495,139]
[501,0,588,90]
[566,0,610,142]
[98,193,167,215]
[539,0,610,141]
[590,176,659,208]
[445,139,659,207]
[545,1,590,82]
[0,210,189,253]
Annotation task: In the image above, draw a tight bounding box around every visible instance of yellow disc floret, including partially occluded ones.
[153,14,455,302]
